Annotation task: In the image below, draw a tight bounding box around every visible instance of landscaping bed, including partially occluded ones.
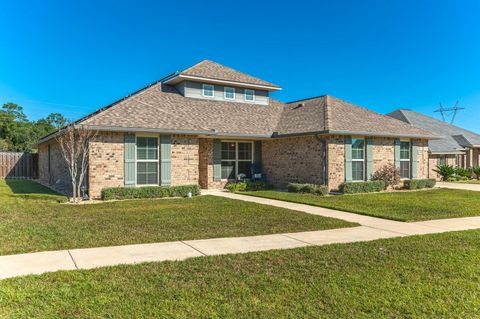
[0,180,355,255]
[241,188,480,221]
[1,230,479,318]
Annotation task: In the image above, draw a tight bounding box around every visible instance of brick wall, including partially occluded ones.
[326,135,345,191]
[37,140,71,195]
[198,138,227,189]
[88,132,125,199]
[262,135,324,189]
[171,135,199,186]
[428,154,458,180]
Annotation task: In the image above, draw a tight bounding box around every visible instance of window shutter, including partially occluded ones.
[411,142,418,179]
[344,136,352,182]
[213,140,222,181]
[160,135,172,186]
[124,134,136,187]
[394,139,401,170]
[254,141,262,173]
[366,138,374,180]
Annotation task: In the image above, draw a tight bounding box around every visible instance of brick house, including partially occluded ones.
[37,60,438,198]
[389,109,480,180]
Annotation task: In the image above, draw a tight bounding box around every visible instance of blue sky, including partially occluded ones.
[0,0,479,132]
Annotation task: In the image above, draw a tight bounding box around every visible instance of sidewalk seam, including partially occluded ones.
[180,241,207,256]
[67,250,79,269]
[280,234,315,246]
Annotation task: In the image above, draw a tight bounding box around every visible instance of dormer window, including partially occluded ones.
[244,89,255,102]
[202,84,214,97]
[224,87,235,100]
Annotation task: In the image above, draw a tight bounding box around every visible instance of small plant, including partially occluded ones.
[287,183,329,196]
[404,179,436,190]
[339,181,385,194]
[371,164,401,189]
[454,167,473,179]
[225,181,272,192]
[472,166,480,180]
[433,165,455,181]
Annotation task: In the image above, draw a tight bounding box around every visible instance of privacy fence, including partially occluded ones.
[0,152,38,179]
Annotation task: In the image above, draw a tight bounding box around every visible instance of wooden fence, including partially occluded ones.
[0,152,38,179]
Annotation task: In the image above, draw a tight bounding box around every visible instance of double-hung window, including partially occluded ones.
[221,141,253,180]
[136,136,158,185]
[203,84,214,97]
[224,87,235,100]
[244,89,255,102]
[400,141,411,179]
[351,138,365,181]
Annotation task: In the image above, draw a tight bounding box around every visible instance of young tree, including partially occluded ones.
[56,125,97,202]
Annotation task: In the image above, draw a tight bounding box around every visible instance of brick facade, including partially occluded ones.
[38,140,71,195]
[326,136,345,191]
[198,138,228,189]
[262,135,325,189]
[171,135,199,186]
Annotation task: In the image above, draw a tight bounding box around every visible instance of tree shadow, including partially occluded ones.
[5,179,60,195]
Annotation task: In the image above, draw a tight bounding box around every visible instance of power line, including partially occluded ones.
[434,101,465,124]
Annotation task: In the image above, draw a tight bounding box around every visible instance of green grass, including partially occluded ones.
[0,180,355,255]
[1,230,480,318]
[453,179,480,184]
[241,189,480,221]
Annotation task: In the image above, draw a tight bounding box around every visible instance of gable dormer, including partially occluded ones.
[163,60,281,106]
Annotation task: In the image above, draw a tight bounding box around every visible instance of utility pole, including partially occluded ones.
[434,102,464,124]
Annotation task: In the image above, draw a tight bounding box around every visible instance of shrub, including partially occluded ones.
[287,183,329,196]
[371,164,401,189]
[339,180,385,194]
[101,185,200,200]
[473,166,480,180]
[433,165,455,181]
[404,179,436,190]
[454,167,473,179]
[225,181,273,192]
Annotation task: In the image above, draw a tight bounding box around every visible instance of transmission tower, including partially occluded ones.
[434,101,464,124]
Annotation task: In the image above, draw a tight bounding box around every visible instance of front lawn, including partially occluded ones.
[242,189,480,221]
[0,180,355,255]
[454,180,480,184]
[1,230,480,318]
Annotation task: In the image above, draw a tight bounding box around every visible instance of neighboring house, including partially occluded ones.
[37,60,438,198]
[388,109,480,179]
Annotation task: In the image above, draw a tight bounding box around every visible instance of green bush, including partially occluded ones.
[454,167,473,179]
[473,166,480,180]
[287,183,329,196]
[404,179,436,190]
[339,181,385,194]
[101,185,201,200]
[433,165,455,181]
[225,181,272,192]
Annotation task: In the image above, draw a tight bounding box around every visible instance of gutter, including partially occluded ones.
[272,130,441,140]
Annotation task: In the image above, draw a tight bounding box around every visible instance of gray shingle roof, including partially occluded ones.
[388,109,480,153]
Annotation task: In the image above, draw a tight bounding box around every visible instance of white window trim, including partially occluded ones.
[135,134,160,186]
[351,137,366,181]
[399,140,411,180]
[224,87,235,100]
[202,84,214,98]
[220,141,254,181]
[244,89,255,102]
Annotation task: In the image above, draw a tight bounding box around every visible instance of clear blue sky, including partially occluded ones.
[0,0,479,132]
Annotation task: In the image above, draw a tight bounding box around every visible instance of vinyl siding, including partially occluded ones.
[182,81,269,105]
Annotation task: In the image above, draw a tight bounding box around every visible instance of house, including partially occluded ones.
[388,109,480,179]
[37,60,438,198]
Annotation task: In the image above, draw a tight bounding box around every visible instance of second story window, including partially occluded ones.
[224,87,235,100]
[203,84,214,97]
[244,89,255,102]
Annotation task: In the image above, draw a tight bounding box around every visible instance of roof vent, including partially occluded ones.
[293,103,305,109]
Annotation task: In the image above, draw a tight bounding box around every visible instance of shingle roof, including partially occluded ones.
[174,60,280,89]
[388,109,480,153]
[276,96,438,138]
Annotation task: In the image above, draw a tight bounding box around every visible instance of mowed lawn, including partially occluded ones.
[1,230,480,318]
[0,180,355,255]
[242,188,480,221]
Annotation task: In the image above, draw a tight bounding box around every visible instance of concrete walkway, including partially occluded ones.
[2,191,480,280]
[437,181,480,192]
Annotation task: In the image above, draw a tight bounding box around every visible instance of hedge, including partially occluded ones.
[225,181,273,192]
[101,185,201,200]
[403,179,436,190]
[339,180,385,194]
[287,183,329,196]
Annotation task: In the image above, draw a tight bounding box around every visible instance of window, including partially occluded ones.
[400,141,411,179]
[203,84,214,97]
[244,89,255,102]
[221,141,253,179]
[439,156,446,166]
[136,136,158,185]
[351,138,365,181]
[224,87,235,100]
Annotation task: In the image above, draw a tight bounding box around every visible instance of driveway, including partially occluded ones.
[437,181,480,192]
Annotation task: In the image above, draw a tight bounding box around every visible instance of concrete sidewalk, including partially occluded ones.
[2,191,480,280]
[437,182,480,192]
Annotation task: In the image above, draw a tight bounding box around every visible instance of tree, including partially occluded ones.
[56,125,97,202]
[46,113,68,129]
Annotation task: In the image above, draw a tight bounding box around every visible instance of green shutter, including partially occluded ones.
[344,136,352,182]
[124,134,136,187]
[411,142,418,179]
[213,140,221,181]
[366,138,374,180]
[254,141,262,173]
[394,139,401,170]
[160,135,172,186]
